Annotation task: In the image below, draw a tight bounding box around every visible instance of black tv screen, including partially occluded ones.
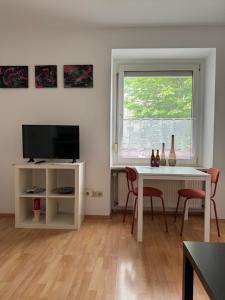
[22,125,79,160]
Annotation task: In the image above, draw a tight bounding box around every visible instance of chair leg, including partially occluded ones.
[123,191,131,223]
[180,198,188,236]
[150,196,154,220]
[131,197,138,234]
[211,199,220,237]
[160,196,168,233]
[174,195,181,222]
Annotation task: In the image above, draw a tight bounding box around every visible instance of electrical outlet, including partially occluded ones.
[85,190,91,196]
[85,189,92,197]
[92,191,103,197]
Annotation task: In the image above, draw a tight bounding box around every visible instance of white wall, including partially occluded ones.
[202,50,216,167]
[0,26,225,217]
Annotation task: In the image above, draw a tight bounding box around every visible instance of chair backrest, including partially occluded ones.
[125,167,137,193]
[207,168,220,198]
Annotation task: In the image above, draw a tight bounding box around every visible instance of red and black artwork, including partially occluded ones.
[0,66,28,88]
[35,65,57,88]
[64,65,93,88]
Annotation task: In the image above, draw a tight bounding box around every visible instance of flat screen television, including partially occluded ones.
[22,125,79,162]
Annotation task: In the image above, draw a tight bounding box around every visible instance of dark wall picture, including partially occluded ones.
[35,65,57,88]
[0,66,28,88]
[64,65,93,88]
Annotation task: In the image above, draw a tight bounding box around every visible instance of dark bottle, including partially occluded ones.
[155,150,160,167]
[150,149,155,167]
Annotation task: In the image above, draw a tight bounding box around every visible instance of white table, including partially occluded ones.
[135,166,211,242]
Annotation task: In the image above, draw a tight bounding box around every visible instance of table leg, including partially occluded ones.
[182,253,193,300]
[184,202,189,220]
[184,181,189,220]
[135,193,138,219]
[204,176,211,242]
[137,176,143,242]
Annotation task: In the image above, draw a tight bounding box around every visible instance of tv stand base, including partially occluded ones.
[35,160,46,164]
[27,158,34,163]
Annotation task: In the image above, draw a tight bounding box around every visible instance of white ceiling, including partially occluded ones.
[0,0,225,29]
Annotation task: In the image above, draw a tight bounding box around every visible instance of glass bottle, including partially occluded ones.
[160,143,166,166]
[150,149,155,167]
[168,135,176,166]
[155,150,160,167]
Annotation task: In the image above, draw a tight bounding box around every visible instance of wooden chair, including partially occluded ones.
[174,168,220,237]
[123,167,168,234]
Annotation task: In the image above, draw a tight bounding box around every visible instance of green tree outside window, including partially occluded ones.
[124,76,192,118]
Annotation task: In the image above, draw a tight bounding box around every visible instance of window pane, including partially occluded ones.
[119,75,193,160]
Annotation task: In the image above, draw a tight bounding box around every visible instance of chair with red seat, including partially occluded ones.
[174,168,220,237]
[123,167,168,234]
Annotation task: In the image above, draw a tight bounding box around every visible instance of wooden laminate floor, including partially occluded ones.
[0,214,224,300]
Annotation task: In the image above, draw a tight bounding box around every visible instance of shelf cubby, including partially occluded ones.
[47,169,75,197]
[18,168,46,196]
[47,197,75,227]
[18,197,46,226]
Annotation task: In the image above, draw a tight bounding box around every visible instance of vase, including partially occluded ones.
[160,143,166,166]
[34,198,41,210]
[33,209,40,223]
[168,135,176,166]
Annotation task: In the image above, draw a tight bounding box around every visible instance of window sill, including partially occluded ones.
[110,164,207,171]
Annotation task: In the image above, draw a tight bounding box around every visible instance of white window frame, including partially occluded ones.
[111,62,202,166]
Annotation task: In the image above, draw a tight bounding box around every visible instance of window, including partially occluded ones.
[112,64,201,165]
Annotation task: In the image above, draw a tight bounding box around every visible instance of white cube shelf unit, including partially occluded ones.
[14,162,85,230]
